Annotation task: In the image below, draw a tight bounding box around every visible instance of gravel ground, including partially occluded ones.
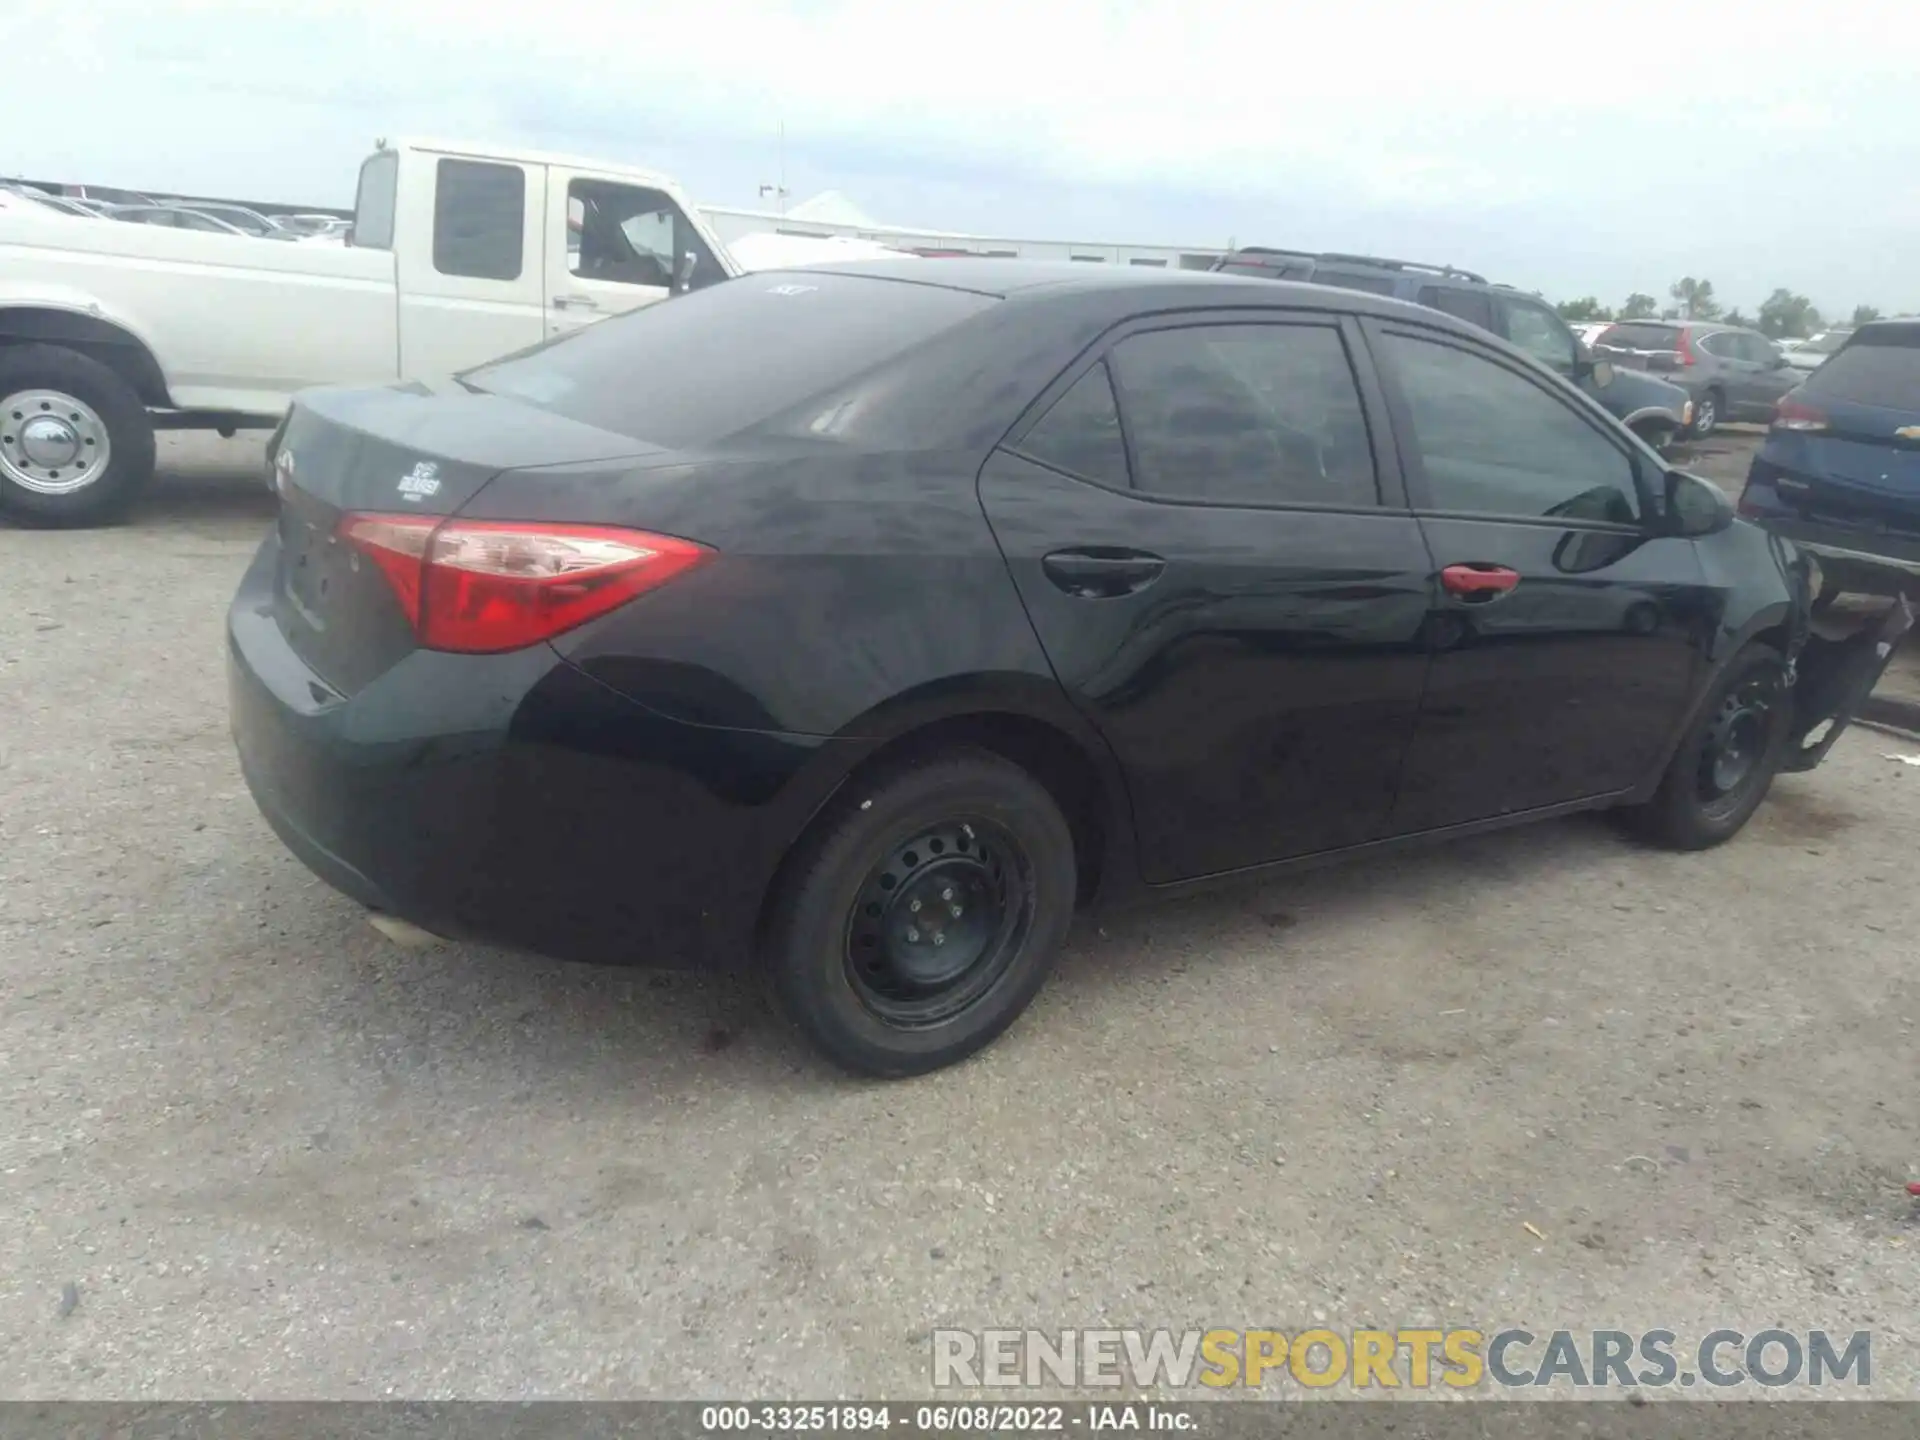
[2,432,1917,1401]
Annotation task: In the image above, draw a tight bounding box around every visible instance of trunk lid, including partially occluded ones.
[269,385,662,694]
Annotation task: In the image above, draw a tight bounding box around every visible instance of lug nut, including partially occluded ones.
[906,927,920,942]
[909,899,921,912]
[951,905,963,918]
[933,933,946,946]
[942,887,954,901]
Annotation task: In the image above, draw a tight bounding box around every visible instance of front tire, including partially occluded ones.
[1619,643,1791,850]
[765,750,1077,1077]
[0,344,157,527]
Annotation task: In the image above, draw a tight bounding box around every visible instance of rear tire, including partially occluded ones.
[1690,388,1722,439]
[1618,643,1790,850]
[764,750,1076,1077]
[0,344,157,527]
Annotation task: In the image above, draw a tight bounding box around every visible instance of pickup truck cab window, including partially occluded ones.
[566,179,721,292]
[353,150,398,250]
[432,159,526,282]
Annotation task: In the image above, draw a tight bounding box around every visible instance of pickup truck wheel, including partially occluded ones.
[0,345,157,527]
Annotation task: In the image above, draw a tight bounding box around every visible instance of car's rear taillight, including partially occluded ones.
[340,514,710,653]
[1673,328,1697,367]
[1772,397,1830,432]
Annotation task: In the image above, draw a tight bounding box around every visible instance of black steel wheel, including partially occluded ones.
[1618,643,1790,850]
[1695,673,1776,820]
[766,750,1077,1077]
[843,818,1031,1028]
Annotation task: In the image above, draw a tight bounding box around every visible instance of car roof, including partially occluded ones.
[1851,319,1920,344]
[757,257,1490,327]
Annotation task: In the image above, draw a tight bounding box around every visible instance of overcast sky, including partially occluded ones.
[6,0,1915,316]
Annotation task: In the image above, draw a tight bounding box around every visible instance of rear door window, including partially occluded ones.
[465,271,996,448]
[433,158,526,281]
[1106,323,1378,508]
[1802,330,1920,409]
[1416,286,1495,332]
[1014,363,1130,487]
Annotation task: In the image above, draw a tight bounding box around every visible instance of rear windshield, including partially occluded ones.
[464,272,996,448]
[1596,323,1679,350]
[1801,329,1853,355]
[1216,258,1313,280]
[1802,328,1920,410]
[1308,269,1399,296]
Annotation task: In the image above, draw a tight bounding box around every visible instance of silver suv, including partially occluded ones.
[1592,321,1799,438]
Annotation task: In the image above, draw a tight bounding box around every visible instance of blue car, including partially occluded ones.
[1742,320,1920,604]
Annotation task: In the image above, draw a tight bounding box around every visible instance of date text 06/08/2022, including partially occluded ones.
[699,1403,1192,1433]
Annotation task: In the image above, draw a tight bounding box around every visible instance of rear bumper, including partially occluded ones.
[227,538,850,970]
[1742,456,1920,588]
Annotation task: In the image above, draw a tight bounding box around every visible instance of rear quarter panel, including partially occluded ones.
[478,448,1075,741]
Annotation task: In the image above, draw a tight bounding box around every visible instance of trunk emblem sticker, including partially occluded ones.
[398,460,442,501]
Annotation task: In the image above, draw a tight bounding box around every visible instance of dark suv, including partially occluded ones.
[1212,249,1695,449]
[1741,320,1920,603]
[1593,321,1799,439]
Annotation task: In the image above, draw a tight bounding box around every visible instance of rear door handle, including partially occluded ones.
[1042,549,1166,599]
[1439,562,1521,603]
[552,293,601,312]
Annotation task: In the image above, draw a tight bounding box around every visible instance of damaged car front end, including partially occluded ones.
[1777,543,1917,772]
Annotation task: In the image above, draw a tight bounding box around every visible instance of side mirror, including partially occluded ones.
[673,250,698,294]
[1664,469,1735,537]
[1574,342,1613,387]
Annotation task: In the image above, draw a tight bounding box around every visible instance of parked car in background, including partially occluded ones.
[161,202,284,238]
[1741,320,1920,603]
[61,184,157,207]
[1593,321,1799,438]
[1784,328,1855,373]
[1572,321,1615,346]
[1210,249,1695,451]
[271,213,353,239]
[104,202,259,237]
[229,259,1901,1077]
[2,187,100,219]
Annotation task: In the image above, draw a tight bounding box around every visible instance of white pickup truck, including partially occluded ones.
[0,137,743,524]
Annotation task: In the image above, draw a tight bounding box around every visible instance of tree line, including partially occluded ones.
[1552,278,1897,340]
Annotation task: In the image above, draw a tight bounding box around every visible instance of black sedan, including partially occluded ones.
[229,261,1900,1076]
